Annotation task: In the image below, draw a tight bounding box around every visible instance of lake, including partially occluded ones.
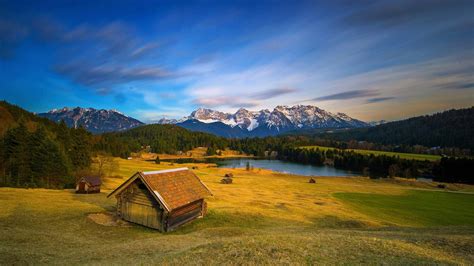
[216,158,360,177]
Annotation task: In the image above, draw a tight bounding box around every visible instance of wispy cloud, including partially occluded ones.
[55,64,173,88]
[306,55,474,120]
[343,0,471,27]
[192,96,259,109]
[1,1,473,122]
[313,90,379,101]
[253,87,298,100]
[1,17,175,93]
[0,19,29,59]
[366,97,395,103]
[439,82,474,90]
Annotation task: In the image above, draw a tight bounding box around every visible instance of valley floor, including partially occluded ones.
[1,158,473,264]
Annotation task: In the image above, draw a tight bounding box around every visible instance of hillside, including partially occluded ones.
[0,101,92,188]
[0,101,58,137]
[39,107,144,134]
[310,107,474,150]
[97,124,229,157]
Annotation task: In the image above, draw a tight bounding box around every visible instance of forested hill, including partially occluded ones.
[0,101,92,188]
[96,124,228,157]
[0,101,228,188]
[315,107,474,151]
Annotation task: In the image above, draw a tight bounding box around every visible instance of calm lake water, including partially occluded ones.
[216,158,360,177]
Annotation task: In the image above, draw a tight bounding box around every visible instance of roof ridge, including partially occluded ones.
[141,167,189,175]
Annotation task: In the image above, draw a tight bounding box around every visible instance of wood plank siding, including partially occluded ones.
[168,200,203,231]
[75,176,101,194]
[117,180,164,230]
[108,168,212,232]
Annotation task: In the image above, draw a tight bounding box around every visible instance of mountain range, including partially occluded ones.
[38,105,368,136]
[38,107,144,134]
[171,105,368,137]
[11,101,474,149]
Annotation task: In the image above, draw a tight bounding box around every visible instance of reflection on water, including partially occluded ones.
[216,159,360,177]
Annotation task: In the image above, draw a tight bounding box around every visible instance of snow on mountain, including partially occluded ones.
[167,105,368,137]
[155,118,179,124]
[39,107,144,133]
[39,104,367,137]
[368,120,388,126]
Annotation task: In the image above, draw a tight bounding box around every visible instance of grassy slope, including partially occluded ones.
[335,191,474,227]
[136,147,253,160]
[301,145,441,161]
[1,158,474,264]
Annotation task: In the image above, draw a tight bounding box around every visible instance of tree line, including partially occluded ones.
[96,126,473,184]
[0,120,91,188]
[278,147,433,180]
[313,107,474,153]
[95,124,228,157]
[1,100,472,188]
[231,137,472,184]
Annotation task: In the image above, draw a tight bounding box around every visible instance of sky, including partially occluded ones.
[0,0,473,122]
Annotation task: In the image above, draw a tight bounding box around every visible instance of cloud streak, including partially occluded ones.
[1,1,473,122]
[0,19,29,59]
[253,87,298,100]
[55,64,173,88]
[1,17,175,93]
[343,0,472,27]
[313,90,379,101]
[192,96,259,109]
[366,97,395,103]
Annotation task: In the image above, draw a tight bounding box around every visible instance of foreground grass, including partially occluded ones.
[335,191,474,227]
[1,158,474,264]
[301,145,441,161]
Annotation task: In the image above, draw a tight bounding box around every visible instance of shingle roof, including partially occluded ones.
[107,168,212,212]
[79,176,102,186]
[139,168,212,211]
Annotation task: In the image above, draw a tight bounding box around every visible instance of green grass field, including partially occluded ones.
[1,158,473,264]
[335,191,474,227]
[301,145,442,161]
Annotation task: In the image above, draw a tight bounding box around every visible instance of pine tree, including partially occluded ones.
[4,123,30,186]
[69,126,91,170]
[29,126,49,186]
[206,145,216,156]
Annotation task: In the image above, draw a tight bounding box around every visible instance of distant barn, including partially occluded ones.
[76,176,102,194]
[107,168,212,232]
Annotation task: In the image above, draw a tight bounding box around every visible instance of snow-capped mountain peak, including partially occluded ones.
[167,105,368,137]
[39,107,144,133]
[190,108,233,124]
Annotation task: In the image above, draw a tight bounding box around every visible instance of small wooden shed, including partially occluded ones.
[107,168,212,232]
[76,176,102,194]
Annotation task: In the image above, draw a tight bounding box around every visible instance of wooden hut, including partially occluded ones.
[107,168,212,232]
[76,176,102,194]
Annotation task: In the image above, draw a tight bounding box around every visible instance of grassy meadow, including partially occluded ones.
[301,145,442,161]
[1,158,474,264]
[134,147,252,161]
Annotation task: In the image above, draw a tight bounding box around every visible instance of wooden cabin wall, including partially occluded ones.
[75,182,100,194]
[117,181,164,230]
[167,200,203,231]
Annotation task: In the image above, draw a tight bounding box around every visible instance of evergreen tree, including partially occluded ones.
[4,123,30,186]
[206,145,216,156]
[69,126,91,170]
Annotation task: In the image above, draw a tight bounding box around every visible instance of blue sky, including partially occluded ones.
[0,0,473,122]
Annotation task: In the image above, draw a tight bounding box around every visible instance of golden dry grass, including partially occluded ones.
[301,145,442,161]
[134,147,252,160]
[1,158,474,264]
[102,158,474,226]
